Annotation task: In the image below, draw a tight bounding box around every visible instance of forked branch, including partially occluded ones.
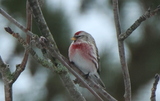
[112,0,131,101]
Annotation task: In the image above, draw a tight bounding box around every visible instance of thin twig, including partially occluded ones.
[12,0,32,82]
[150,74,160,101]
[112,0,131,101]
[119,5,160,40]
[0,8,34,37]
[19,0,32,69]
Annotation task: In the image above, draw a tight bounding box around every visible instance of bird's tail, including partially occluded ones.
[90,73,105,89]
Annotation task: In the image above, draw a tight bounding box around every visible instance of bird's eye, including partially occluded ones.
[75,35,81,38]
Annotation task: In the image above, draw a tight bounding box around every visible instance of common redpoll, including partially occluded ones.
[68,31,105,88]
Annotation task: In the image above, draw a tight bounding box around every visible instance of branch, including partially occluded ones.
[27,0,59,52]
[0,56,13,101]
[150,74,160,101]
[39,37,117,101]
[0,3,33,100]
[4,27,87,101]
[19,0,32,67]
[112,0,131,101]
[4,27,54,68]
[119,5,160,40]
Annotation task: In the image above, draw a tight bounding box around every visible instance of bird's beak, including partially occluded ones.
[71,37,77,41]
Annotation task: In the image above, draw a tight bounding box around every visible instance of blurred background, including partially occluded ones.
[0,0,160,101]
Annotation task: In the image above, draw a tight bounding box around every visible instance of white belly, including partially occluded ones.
[71,51,96,75]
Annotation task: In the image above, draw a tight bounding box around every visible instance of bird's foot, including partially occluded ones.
[83,73,90,79]
[70,61,74,64]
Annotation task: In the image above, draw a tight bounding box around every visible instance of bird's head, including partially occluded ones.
[71,31,93,42]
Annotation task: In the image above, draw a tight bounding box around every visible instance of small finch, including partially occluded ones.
[68,31,105,88]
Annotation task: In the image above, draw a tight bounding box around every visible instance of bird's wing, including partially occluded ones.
[89,39,101,74]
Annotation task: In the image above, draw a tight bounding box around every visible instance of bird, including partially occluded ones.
[68,31,105,88]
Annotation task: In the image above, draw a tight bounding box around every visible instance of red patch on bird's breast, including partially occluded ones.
[69,42,93,62]
[72,43,86,49]
[75,31,83,35]
[71,43,91,54]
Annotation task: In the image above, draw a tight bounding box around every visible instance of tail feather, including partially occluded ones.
[90,73,105,89]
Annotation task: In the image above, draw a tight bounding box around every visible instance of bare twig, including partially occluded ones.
[150,74,160,101]
[19,0,32,69]
[112,0,131,101]
[0,8,35,37]
[119,5,160,40]
[19,0,32,67]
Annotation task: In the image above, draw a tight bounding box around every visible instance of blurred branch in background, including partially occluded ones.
[150,74,160,101]
[113,0,160,101]
[119,5,160,40]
